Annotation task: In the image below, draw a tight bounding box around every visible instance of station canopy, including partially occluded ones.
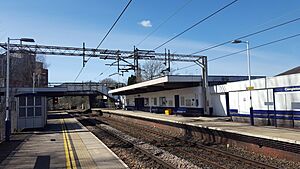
[109,75,202,95]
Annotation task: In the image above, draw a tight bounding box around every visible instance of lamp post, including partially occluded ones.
[232,39,254,126]
[5,37,35,141]
[33,72,36,93]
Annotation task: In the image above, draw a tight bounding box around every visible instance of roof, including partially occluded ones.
[276,66,300,76]
[109,75,201,95]
[109,75,265,95]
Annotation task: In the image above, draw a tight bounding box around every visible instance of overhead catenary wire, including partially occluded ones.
[74,0,133,82]
[189,16,300,55]
[152,0,239,51]
[175,33,300,71]
[95,0,133,50]
[208,33,300,62]
[94,66,112,80]
[136,0,193,47]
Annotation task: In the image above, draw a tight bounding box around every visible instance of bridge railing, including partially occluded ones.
[48,82,116,98]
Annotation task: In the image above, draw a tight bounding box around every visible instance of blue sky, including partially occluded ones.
[0,0,299,83]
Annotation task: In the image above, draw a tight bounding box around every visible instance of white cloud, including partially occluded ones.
[138,20,152,28]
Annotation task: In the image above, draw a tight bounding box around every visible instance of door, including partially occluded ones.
[134,98,144,111]
[174,95,179,108]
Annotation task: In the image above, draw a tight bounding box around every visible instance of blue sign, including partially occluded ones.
[274,86,300,92]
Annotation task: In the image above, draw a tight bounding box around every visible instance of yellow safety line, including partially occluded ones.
[61,119,77,169]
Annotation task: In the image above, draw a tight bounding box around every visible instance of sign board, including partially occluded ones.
[246,86,254,91]
[274,86,300,92]
[264,102,274,106]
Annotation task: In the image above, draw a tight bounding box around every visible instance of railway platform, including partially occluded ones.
[96,108,300,161]
[96,108,300,144]
[0,111,128,169]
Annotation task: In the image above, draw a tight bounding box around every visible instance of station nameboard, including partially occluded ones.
[273,86,300,92]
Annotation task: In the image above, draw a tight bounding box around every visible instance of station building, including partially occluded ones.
[109,72,300,128]
[212,72,300,127]
[109,75,263,116]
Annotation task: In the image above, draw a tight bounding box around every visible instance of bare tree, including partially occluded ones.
[100,78,121,89]
[142,60,165,80]
[36,55,50,69]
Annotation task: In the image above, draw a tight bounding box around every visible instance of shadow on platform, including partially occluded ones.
[0,134,30,164]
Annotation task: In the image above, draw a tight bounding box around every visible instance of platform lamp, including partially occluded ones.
[231,39,254,126]
[5,37,35,141]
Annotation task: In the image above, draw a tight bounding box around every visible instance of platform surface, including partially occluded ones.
[0,112,128,169]
[97,108,300,145]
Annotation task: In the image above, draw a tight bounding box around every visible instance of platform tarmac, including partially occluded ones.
[0,112,128,169]
[96,108,300,145]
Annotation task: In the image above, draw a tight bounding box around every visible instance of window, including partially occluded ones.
[27,96,34,106]
[153,98,157,106]
[144,98,149,106]
[19,108,26,117]
[27,107,34,117]
[18,96,43,118]
[168,100,173,107]
[19,96,26,106]
[35,96,42,106]
[186,99,192,106]
[35,107,42,116]
[180,96,185,106]
[159,97,167,106]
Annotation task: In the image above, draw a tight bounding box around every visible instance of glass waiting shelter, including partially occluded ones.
[17,94,47,130]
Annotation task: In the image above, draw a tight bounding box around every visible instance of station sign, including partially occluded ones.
[264,102,274,106]
[274,86,300,92]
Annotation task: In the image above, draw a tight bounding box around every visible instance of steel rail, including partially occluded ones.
[77,115,178,169]
[100,115,278,169]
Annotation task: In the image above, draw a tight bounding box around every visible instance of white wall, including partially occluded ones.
[211,73,300,115]
[211,93,227,116]
[123,86,203,108]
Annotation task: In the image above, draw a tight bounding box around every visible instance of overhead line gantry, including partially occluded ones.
[0,42,210,114]
[0,43,201,62]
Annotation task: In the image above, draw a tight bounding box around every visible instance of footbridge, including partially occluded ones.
[12,82,119,100]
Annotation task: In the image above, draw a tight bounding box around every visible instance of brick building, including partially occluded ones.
[0,51,48,141]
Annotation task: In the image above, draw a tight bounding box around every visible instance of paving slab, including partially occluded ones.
[0,112,128,169]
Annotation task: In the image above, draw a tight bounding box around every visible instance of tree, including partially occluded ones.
[127,75,136,85]
[100,78,119,89]
[142,60,165,80]
[36,55,50,69]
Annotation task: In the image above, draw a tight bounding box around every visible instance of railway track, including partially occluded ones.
[97,114,279,169]
[77,116,189,169]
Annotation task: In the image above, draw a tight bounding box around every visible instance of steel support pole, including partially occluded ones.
[5,38,11,141]
[246,41,254,126]
[202,56,209,116]
[33,72,36,93]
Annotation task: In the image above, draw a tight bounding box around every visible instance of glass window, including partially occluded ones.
[19,96,26,106]
[159,97,166,106]
[35,107,42,116]
[186,99,192,106]
[153,98,157,106]
[19,108,26,117]
[180,96,185,106]
[27,107,34,117]
[168,100,173,107]
[144,98,149,106]
[35,96,42,106]
[27,96,34,106]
